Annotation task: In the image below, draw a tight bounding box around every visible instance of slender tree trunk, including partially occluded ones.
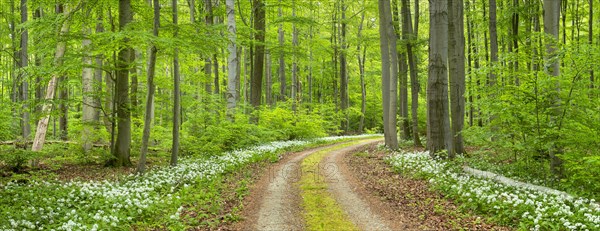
[357,10,366,132]
[266,51,272,106]
[544,0,563,177]
[291,0,298,112]
[94,14,104,124]
[402,0,422,147]
[590,0,594,89]
[112,0,134,167]
[278,0,286,101]
[394,0,410,140]
[32,8,70,152]
[448,0,466,154]
[171,0,180,166]
[251,0,266,115]
[204,0,213,94]
[427,0,453,158]
[489,0,498,87]
[213,53,220,94]
[18,0,30,139]
[512,0,520,85]
[226,0,238,120]
[340,0,349,132]
[59,75,68,141]
[137,0,159,174]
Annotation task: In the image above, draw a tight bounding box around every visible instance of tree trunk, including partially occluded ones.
[204,0,213,94]
[448,0,466,154]
[291,0,298,112]
[395,0,410,140]
[266,51,272,106]
[112,0,133,167]
[226,0,238,120]
[543,0,563,177]
[357,10,366,132]
[31,8,70,152]
[94,14,104,123]
[340,0,349,132]
[171,0,180,166]
[138,0,159,174]
[278,0,286,102]
[427,0,453,158]
[590,0,594,89]
[402,0,423,147]
[59,75,68,141]
[251,0,266,115]
[18,0,30,139]
[489,0,498,86]
[82,17,95,152]
[379,0,399,149]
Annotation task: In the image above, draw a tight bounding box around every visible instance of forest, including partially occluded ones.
[0,0,599,230]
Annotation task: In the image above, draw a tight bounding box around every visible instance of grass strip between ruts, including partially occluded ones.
[298,140,370,231]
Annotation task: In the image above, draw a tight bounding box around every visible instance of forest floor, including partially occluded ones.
[227,139,509,230]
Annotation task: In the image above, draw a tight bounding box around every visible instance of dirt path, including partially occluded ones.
[321,140,396,231]
[233,139,394,231]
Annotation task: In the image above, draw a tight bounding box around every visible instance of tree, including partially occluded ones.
[378,0,399,149]
[543,0,563,177]
[251,0,266,113]
[226,0,238,120]
[171,0,181,166]
[278,0,286,102]
[291,0,298,112]
[448,0,466,154]
[357,7,367,132]
[138,0,160,174]
[401,0,423,147]
[427,0,453,158]
[17,0,30,140]
[31,5,70,152]
[112,0,134,167]
[339,0,349,132]
[82,4,96,153]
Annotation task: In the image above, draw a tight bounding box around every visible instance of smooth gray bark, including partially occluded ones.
[226,0,238,120]
[448,0,465,155]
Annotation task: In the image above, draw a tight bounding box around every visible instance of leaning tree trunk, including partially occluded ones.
[226,0,238,120]
[427,0,453,158]
[448,0,466,154]
[112,0,134,167]
[32,9,70,152]
[137,0,160,174]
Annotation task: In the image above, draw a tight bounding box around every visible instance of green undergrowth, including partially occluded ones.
[299,141,368,231]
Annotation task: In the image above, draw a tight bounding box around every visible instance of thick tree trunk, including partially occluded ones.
[138,0,160,174]
[226,0,238,120]
[82,20,95,152]
[112,0,133,167]
[427,0,453,158]
[543,0,563,177]
[379,0,399,149]
[32,10,70,152]
[251,0,266,115]
[402,0,423,147]
[171,0,180,166]
[448,0,466,154]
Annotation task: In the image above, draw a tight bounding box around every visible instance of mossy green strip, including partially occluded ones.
[299,140,373,231]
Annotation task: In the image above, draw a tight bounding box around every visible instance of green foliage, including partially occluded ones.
[0,147,35,172]
[0,103,16,141]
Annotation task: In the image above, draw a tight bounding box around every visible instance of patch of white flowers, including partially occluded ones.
[0,135,377,230]
[386,151,600,231]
